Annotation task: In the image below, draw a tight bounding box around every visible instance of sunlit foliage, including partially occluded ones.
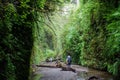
[62,0,120,77]
[0,0,120,80]
[0,0,68,80]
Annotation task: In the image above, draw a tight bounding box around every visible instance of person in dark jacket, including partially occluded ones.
[66,55,72,67]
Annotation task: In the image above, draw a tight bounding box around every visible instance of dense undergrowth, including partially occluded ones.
[0,0,68,80]
[0,1,33,80]
[62,0,120,78]
[0,0,120,80]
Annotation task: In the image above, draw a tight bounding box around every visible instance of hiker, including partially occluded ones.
[66,55,72,67]
[49,57,53,62]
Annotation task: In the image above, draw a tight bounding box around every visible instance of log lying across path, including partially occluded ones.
[36,65,57,68]
[36,63,76,73]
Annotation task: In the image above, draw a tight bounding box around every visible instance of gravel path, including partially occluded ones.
[32,62,113,80]
[38,67,77,80]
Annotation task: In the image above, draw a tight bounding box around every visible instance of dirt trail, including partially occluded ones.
[38,67,77,80]
[32,62,113,80]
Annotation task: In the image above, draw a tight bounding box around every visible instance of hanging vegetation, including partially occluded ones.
[62,0,120,77]
[0,0,120,80]
[0,0,69,80]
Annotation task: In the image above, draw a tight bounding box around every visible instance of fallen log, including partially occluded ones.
[46,58,63,62]
[36,61,76,73]
[55,60,76,73]
[36,65,57,68]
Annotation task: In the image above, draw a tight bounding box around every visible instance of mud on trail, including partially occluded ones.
[31,62,113,80]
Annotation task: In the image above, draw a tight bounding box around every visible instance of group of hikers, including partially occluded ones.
[46,54,72,68]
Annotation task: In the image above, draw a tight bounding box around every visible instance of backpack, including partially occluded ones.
[67,57,72,64]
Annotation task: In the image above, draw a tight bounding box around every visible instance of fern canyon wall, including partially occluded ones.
[0,0,33,80]
[62,0,120,78]
[0,0,120,80]
[0,0,68,80]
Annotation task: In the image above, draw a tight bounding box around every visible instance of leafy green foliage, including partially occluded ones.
[1,0,120,80]
[30,0,71,66]
[62,0,120,77]
[104,7,120,76]
[62,27,82,64]
[0,0,68,80]
[0,1,33,80]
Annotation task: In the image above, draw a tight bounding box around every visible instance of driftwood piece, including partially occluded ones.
[88,76,100,80]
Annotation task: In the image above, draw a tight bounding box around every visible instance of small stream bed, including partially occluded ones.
[30,62,114,80]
